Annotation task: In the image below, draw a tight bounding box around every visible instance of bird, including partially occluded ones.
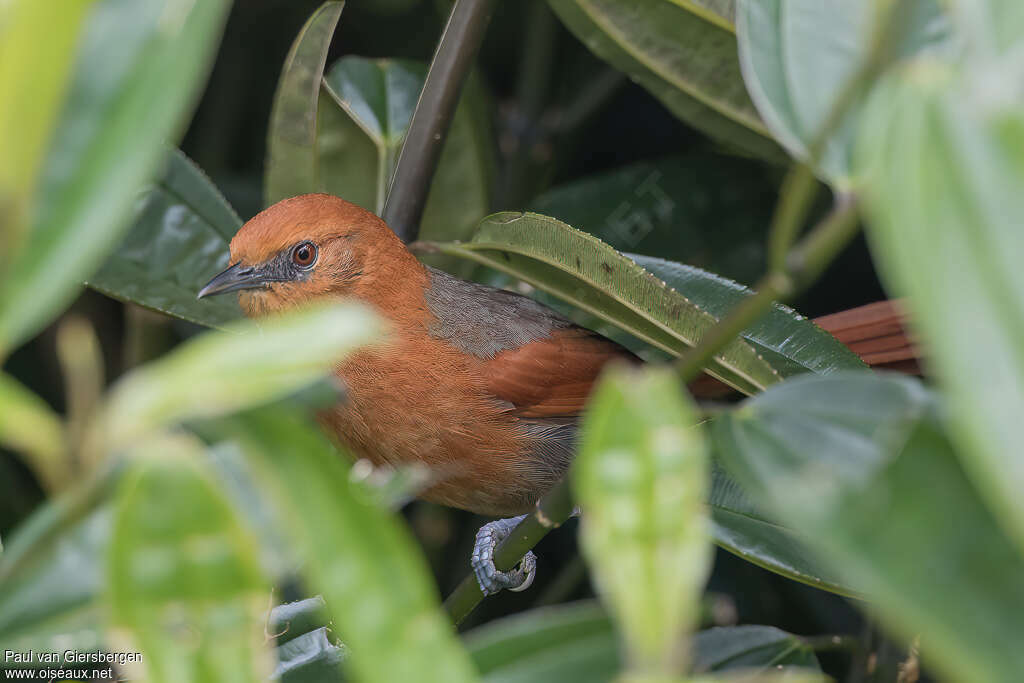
[198,193,916,595]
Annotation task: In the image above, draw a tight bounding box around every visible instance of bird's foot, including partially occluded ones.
[471,515,537,596]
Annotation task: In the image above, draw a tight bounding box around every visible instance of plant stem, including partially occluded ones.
[679,0,912,382]
[383,0,498,242]
[444,478,575,625]
[677,194,859,383]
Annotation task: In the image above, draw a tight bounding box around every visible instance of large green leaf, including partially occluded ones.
[88,148,244,329]
[713,373,1024,682]
[547,0,782,161]
[425,212,782,395]
[709,464,855,598]
[528,155,777,285]
[856,66,1024,563]
[97,302,380,451]
[319,56,493,272]
[464,600,820,682]
[0,0,93,260]
[736,0,955,186]
[0,0,231,354]
[632,255,864,378]
[108,435,271,682]
[212,408,479,683]
[574,366,710,676]
[264,1,345,206]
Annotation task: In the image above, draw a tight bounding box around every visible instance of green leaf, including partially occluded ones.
[0,0,94,259]
[108,435,270,682]
[97,302,381,450]
[573,365,711,675]
[274,627,347,683]
[268,597,347,682]
[212,408,479,683]
[264,1,345,206]
[713,372,1024,682]
[426,212,782,395]
[318,56,493,273]
[709,464,857,598]
[856,66,1024,560]
[464,600,820,682]
[87,148,245,329]
[0,504,109,657]
[632,255,865,378]
[736,0,954,186]
[0,0,231,354]
[547,0,782,161]
[691,625,819,673]
[528,155,777,285]
[0,374,65,491]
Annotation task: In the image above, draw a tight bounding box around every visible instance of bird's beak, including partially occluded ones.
[197,262,268,299]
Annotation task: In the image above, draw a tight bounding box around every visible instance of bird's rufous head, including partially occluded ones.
[198,194,423,317]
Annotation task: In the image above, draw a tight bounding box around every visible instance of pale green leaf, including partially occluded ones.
[212,408,480,683]
[98,302,381,450]
[108,434,271,682]
[573,365,711,675]
[0,0,231,353]
[264,1,345,206]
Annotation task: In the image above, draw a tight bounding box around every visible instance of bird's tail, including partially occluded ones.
[814,299,919,374]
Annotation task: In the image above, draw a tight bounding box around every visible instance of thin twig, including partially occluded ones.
[677,0,912,383]
[676,194,860,383]
[383,0,498,242]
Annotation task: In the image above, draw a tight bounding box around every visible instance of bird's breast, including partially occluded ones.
[317,330,548,515]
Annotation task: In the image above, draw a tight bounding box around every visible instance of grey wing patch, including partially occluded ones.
[519,418,577,486]
[424,266,572,358]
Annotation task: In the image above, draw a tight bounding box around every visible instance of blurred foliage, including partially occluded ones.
[2,0,1023,682]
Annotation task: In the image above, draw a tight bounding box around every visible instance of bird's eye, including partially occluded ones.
[292,242,317,268]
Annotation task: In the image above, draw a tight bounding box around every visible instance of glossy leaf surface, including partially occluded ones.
[88,149,244,329]
[574,366,710,675]
[264,1,345,206]
[714,373,1024,682]
[464,600,820,681]
[708,464,854,597]
[428,211,781,395]
[548,0,782,161]
[0,0,231,352]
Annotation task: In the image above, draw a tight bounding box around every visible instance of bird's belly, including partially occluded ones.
[317,347,550,516]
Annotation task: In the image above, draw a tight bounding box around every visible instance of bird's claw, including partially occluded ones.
[471,515,537,596]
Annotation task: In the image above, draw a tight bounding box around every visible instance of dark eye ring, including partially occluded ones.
[292,241,317,268]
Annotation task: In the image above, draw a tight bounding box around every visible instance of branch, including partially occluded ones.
[676,193,860,383]
[444,478,575,625]
[383,0,498,242]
